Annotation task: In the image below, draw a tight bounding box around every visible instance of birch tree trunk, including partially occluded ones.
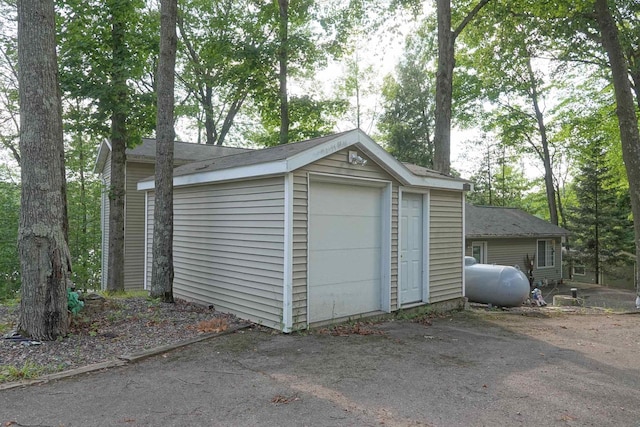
[17,0,71,340]
[594,0,640,301]
[151,0,177,302]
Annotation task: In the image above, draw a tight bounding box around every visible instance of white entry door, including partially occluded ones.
[400,192,423,304]
[308,180,383,322]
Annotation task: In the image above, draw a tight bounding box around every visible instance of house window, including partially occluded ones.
[572,266,585,276]
[471,241,487,264]
[537,239,555,268]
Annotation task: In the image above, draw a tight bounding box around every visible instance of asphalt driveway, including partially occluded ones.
[2,307,639,427]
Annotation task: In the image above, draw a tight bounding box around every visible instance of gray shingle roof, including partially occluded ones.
[127,139,251,164]
[402,162,453,179]
[170,131,352,177]
[466,203,569,238]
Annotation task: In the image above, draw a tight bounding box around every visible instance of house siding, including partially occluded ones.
[291,171,308,329]
[430,190,464,302]
[145,191,154,289]
[465,237,563,284]
[291,148,399,329]
[100,152,112,289]
[124,162,154,290]
[152,177,286,329]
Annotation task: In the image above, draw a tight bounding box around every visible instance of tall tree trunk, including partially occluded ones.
[204,85,217,145]
[106,0,128,293]
[434,0,453,175]
[218,93,247,146]
[433,0,490,174]
[526,56,558,225]
[594,0,640,301]
[277,0,289,145]
[17,0,71,340]
[151,0,177,302]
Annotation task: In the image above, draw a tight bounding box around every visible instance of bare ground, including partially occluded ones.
[0,281,637,385]
[0,296,245,381]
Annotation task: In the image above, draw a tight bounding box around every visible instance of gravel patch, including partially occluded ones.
[0,296,246,380]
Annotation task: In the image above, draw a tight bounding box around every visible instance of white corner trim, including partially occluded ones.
[423,190,430,303]
[381,182,392,313]
[143,191,149,291]
[282,173,294,332]
[462,194,466,298]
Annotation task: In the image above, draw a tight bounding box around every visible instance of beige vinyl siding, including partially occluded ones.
[430,190,464,302]
[124,162,154,290]
[291,171,308,329]
[171,177,285,329]
[144,191,155,289]
[100,152,112,289]
[390,186,399,309]
[291,148,399,328]
[466,237,564,284]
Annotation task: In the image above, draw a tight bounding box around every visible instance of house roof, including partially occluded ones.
[465,203,570,238]
[137,129,471,191]
[93,138,251,174]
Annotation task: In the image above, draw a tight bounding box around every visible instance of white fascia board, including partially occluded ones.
[137,179,155,191]
[409,176,469,191]
[93,138,112,174]
[285,129,410,186]
[137,159,289,191]
[285,131,359,171]
[353,136,414,185]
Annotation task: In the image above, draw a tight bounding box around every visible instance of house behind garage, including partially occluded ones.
[94,138,250,290]
[465,203,570,286]
[138,129,470,331]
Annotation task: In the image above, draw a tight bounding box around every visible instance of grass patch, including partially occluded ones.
[1,298,20,308]
[0,361,47,383]
[98,290,149,299]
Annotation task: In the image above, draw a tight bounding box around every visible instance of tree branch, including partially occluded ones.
[453,0,492,40]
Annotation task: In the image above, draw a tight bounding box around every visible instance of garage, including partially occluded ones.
[308,179,386,322]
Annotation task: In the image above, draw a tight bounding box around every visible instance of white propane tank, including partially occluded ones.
[464,257,530,307]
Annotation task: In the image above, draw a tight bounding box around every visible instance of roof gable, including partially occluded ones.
[465,203,570,238]
[138,129,470,191]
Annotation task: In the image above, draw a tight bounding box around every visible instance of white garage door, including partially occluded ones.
[309,180,383,322]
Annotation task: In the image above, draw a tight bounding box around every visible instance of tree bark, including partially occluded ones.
[433,0,491,174]
[151,0,177,302]
[204,85,217,145]
[106,0,128,293]
[434,0,453,175]
[594,0,640,299]
[17,0,71,340]
[526,55,559,225]
[277,0,289,145]
[218,93,247,146]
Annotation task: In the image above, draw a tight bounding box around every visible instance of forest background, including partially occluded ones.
[0,0,638,300]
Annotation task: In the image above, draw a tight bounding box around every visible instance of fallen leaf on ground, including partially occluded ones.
[187,318,228,333]
[271,394,300,404]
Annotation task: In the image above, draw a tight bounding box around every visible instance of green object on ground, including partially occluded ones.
[67,289,84,315]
